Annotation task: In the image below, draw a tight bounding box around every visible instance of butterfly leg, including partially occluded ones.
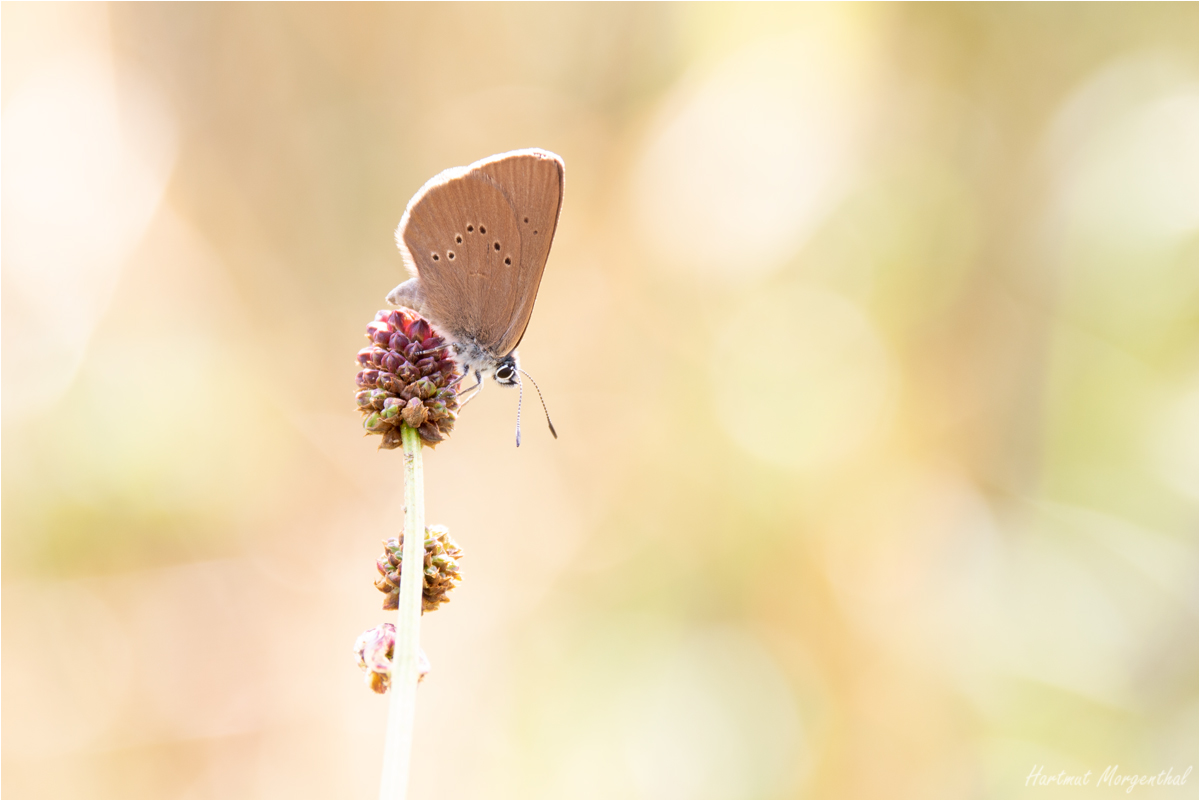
[457,369,485,407]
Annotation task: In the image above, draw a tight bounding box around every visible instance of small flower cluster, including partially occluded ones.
[354,624,431,694]
[356,523,464,692]
[352,309,464,693]
[376,526,464,613]
[355,309,461,448]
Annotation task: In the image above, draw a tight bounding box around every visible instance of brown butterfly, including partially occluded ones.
[387,149,564,445]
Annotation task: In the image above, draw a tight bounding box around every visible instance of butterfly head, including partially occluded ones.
[449,341,555,446]
[449,339,520,388]
[492,353,519,387]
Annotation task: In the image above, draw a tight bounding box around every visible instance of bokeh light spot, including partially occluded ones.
[713,285,895,471]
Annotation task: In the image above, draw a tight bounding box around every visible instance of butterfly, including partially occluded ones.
[387,149,564,444]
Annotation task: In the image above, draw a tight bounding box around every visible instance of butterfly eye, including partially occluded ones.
[496,365,515,382]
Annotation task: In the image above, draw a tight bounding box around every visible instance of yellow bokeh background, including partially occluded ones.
[2,3,1196,798]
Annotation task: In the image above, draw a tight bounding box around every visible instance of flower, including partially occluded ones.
[375,525,464,612]
[355,309,461,448]
[354,623,432,693]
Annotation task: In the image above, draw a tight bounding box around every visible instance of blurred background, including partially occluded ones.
[2,3,1196,798]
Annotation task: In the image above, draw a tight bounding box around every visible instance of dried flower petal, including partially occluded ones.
[354,623,431,693]
[401,397,429,429]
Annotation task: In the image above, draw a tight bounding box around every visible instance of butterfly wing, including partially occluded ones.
[394,149,564,356]
[470,149,565,354]
[395,166,523,349]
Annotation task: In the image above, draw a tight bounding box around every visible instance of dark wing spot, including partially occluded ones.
[504,256,511,265]
[533,230,539,235]
[493,242,500,251]
[432,253,439,261]
[479,225,487,234]
[455,235,462,243]
[447,251,455,260]
[467,224,474,232]
[523,217,530,223]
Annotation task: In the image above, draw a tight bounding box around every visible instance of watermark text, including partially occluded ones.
[1025,764,1193,793]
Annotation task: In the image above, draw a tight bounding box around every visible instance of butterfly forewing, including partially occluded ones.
[398,170,523,350]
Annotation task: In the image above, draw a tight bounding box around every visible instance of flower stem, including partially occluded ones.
[379,424,425,800]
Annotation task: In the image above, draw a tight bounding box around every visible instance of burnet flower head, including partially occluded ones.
[355,309,462,448]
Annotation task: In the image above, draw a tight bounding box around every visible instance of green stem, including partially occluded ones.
[379,424,424,800]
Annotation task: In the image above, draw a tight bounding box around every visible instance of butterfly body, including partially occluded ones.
[385,278,522,387]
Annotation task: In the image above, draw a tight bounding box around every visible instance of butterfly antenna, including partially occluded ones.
[514,374,523,447]
[518,369,557,439]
